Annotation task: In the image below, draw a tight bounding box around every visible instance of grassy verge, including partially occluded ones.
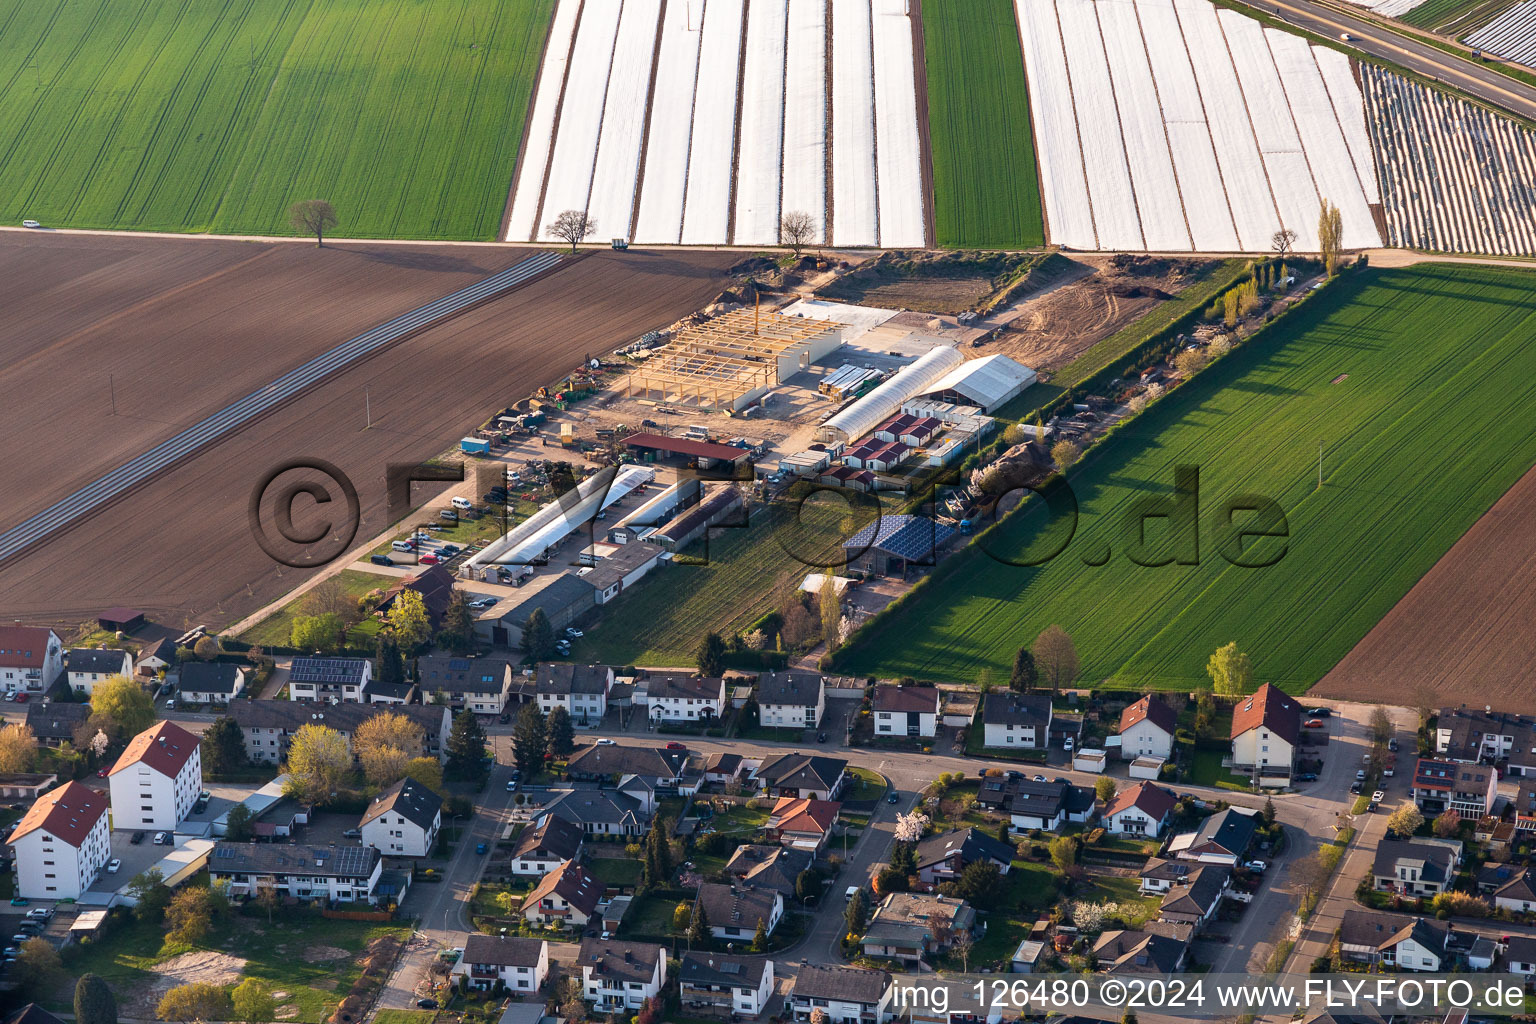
[844,766,887,803]
[238,568,391,650]
[921,0,1045,247]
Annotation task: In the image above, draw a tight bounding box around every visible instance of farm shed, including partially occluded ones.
[818,345,963,444]
[478,574,599,648]
[97,607,145,632]
[580,541,667,603]
[620,433,750,468]
[465,466,655,574]
[843,515,956,577]
[620,309,842,411]
[653,488,744,551]
[918,354,1038,412]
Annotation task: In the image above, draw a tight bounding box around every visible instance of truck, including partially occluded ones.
[460,437,491,455]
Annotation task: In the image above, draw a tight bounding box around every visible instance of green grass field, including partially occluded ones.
[838,265,1536,693]
[0,0,551,237]
[1398,0,1516,31]
[921,0,1044,248]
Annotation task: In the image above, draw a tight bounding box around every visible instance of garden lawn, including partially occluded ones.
[238,568,390,650]
[0,0,551,238]
[59,913,410,1023]
[1187,749,1254,791]
[1081,873,1161,925]
[921,0,1044,247]
[839,265,1536,694]
[587,856,643,888]
[967,860,1058,964]
[845,765,888,803]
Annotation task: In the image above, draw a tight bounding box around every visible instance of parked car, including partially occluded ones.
[13,693,25,703]
[1371,790,1386,804]
[506,779,518,792]
[1304,718,1325,729]
[342,829,362,839]
[1307,707,1333,718]
[1243,860,1268,873]
[24,909,48,920]
[1,691,12,702]
[106,859,121,874]
[887,792,900,804]
[1355,769,1367,781]
[21,220,39,229]
[664,742,686,751]
[817,732,827,743]
[6,898,26,907]
[153,832,170,845]
[164,699,175,710]
[130,831,146,845]
[439,509,459,522]
[564,628,584,638]
[1350,781,1363,794]
[1382,766,1395,778]
[419,554,440,565]
[97,768,108,777]
[1387,738,1400,752]
[468,597,495,609]
[451,496,474,511]
[596,738,616,746]
[1032,775,1047,783]
[1295,772,1318,782]
[475,843,488,855]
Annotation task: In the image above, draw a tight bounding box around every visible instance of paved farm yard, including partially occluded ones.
[839,264,1536,693]
[0,0,551,238]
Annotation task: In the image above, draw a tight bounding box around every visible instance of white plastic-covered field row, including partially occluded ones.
[1015,0,1381,253]
[1361,65,1536,255]
[1467,0,1536,68]
[507,0,926,247]
[1337,0,1430,16]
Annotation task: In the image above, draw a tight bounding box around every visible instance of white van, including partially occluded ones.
[451,496,474,511]
[391,540,415,553]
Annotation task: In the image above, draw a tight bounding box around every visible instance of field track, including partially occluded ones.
[0,239,736,630]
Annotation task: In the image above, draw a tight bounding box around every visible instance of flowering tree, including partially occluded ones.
[894,811,930,844]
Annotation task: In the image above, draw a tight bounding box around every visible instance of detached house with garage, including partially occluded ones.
[1491,868,1536,913]
[767,797,840,852]
[1103,782,1177,837]
[1168,808,1259,865]
[1117,696,1178,762]
[757,672,824,729]
[873,684,940,739]
[1339,910,1449,970]
[861,892,978,964]
[63,649,133,696]
[454,934,549,994]
[680,952,775,1019]
[177,662,247,704]
[8,781,110,900]
[914,828,1014,886]
[1230,683,1301,785]
[509,817,584,877]
[0,626,63,695]
[536,663,613,726]
[288,657,371,703]
[108,721,203,832]
[580,938,667,1013]
[416,655,512,715]
[359,778,441,858]
[697,882,784,941]
[1371,839,1461,898]
[752,753,846,801]
[981,692,1053,750]
[523,859,603,929]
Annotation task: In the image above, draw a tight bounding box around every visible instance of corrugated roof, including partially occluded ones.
[921,354,1037,409]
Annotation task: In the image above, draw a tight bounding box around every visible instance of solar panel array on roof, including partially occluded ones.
[845,515,956,561]
[290,658,369,684]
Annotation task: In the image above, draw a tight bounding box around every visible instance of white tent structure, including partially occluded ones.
[816,345,963,444]
[919,354,1037,412]
[465,465,656,572]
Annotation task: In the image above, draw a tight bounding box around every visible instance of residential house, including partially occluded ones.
[7,781,110,900]
[1412,758,1497,817]
[1117,696,1177,761]
[538,790,647,838]
[535,663,614,726]
[454,934,549,993]
[702,752,749,785]
[177,662,247,704]
[1230,683,1301,783]
[1478,861,1525,894]
[107,721,203,832]
[757,672,825,729]
[860,892,977,963]
[1167,808,1258,864]
[1103,782,1177,837]
[4,1006,67,1024]
[753,753,847,800]
[873,684,940,739]
[767,797,839,852]
[679,952,775,1019]
[25,701,89,748]
[579,938,667,1013]
[697,882,784,941]
[914,828,1014,886]
[209,842,383,903]
[1436,706,1536,773]
[1139,857,1195,894]
[359,778,441,857]
[640,672,726,722]
[377,565,456,628]
[135,638,177,680]
[522,859,603,929]
[509,817,584,877]
[0,626,63,694]
[415,655,513,715]
[1371,839,1461,898]
[980,692,1053,749]
[229,701,451,765]
[1093,927,1191,974]
[288,657,372,703]
[63,648,132,696]
[1492,869,1536,913]
[364,679,418,705]
[978,776,1094,833]
[788,964,893,1024]
[1158,864,1231,931]
[1504,934,1536,976]
[725,845,813,899]
[566,744,688,787]
[1339,910,1449,970]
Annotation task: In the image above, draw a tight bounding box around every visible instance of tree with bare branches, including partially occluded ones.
[1034,625,1079,695]
[1272,228,1297,257]
[289,200,337,247]
[781,211,816,254]
[547,209,596,252]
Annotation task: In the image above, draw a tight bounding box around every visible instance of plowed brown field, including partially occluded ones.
[0,236,735,630]
[1313,461,1536,714]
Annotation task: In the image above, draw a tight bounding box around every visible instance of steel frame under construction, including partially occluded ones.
[620,308,842,410]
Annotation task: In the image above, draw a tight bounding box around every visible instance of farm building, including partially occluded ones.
[843,515,956,577]
[477,574,598,648]
[619,433,751,469]
[580,541,667,604]
[818,345,964,444]
[96,607,145,632]
[620,309,842,411]
[652,488,744,551]
[917,354,1037,412]
[607,479,700,543]
[465,466,654,578]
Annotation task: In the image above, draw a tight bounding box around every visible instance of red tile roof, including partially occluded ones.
[1119,695,1178,736]
[1230,683,1300,747]
[620,432,748,462]
[769,796,839,835]
[9,781,106,847]
[109,720,200,779]
[0,627,55,669]
[1104,781,1177,822]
